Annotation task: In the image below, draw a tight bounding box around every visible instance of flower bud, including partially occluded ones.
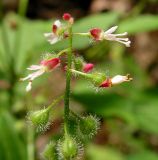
[89,28,102,41]
[40,57,60,71]
[83,63,94,73]
[57,136,83,160]
[28,107,51,132]
[42,141,57,160]
[63,13,74,24]
[78,115,100,139]
[100,74,133,88]
[52,24,57,34]
[63,13,72,21]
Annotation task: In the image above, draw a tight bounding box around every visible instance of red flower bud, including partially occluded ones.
[99,78,112,88]
[52,24,57,33]
[83,63,94,73]
[41,58,60,71]
[63,13,72,21]
[90,28,102,40]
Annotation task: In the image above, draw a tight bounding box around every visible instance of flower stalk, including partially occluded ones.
[64,26,73,136]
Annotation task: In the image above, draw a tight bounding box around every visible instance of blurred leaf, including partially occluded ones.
[86,144,124,160]
[0,111,26,160]
[73,80,158,134]
[72,81,138,128]
[118,15,158,34]
[134,96,158,134]
[127,151,158,160]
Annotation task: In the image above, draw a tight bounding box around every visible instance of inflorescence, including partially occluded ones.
[21,13,132,160]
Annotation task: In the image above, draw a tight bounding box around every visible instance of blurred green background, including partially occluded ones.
[0,0,158,160]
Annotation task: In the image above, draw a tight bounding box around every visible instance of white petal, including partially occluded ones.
[49,37,59,44]
[20,74,32,81]
[111,74,132,85]
[105,26,118,34]
[54,20,61,28]
[30,69,45,81]
[26,81,32,92]
[104,33,116,41]
[111,75,126,85]
[44,32,55,38]
[116,38,129,42]
[114,32,128,36]
[44,32,59,44]
[27,65,42,70]
[21,69,45,82]
[115,39,131,47]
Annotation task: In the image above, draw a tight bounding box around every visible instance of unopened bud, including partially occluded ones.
[57,136,83,160]
[83,63,94,73]
[63,13,74,24]
[42,141,57,160]
[89,28,102,41]
[41,57,60,71]
[63,13,71,21]
[100,74,133,88]
[78,115,100,139]
[28,107,51,132]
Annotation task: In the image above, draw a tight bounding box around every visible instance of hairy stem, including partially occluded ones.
[64,26,73,135]
[47,95,64,111]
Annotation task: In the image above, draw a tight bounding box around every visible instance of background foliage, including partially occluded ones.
[0,0,158,159]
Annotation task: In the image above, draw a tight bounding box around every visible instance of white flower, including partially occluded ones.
[44,20,63,45]
[111,74,133,85]
[20,58,60,92]
[103,26,131,47]
[44,33,60,44]
[20,66,45,92]
[100,74,132,88]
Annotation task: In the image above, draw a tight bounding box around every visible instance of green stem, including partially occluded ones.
[64,26,73,135]
[73,32,90,36]
[70,110,82,121]
[70,69,92,79]
[27,125,34,160]
[27,94,34,160]
[18,0,29,17]
[57,48,70,57]
[47,95,64,111]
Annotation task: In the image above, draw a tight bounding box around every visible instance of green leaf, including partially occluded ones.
[72,81,138,128]
[0,111,26,160]
[86,144,125,160]
[134,96,158,134]
[73,81,158,134]
[118,15,158,34]
[127,151,158,160]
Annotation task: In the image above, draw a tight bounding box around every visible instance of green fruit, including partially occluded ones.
[62,136,78,159]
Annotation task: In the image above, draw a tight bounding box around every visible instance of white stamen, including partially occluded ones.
[116,38,129,42]
[103,26,131,47]
[26,81,32,92]
[105,26,118,34]
[114,32,128,36]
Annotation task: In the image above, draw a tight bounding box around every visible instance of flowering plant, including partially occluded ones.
[21,13,132,159]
